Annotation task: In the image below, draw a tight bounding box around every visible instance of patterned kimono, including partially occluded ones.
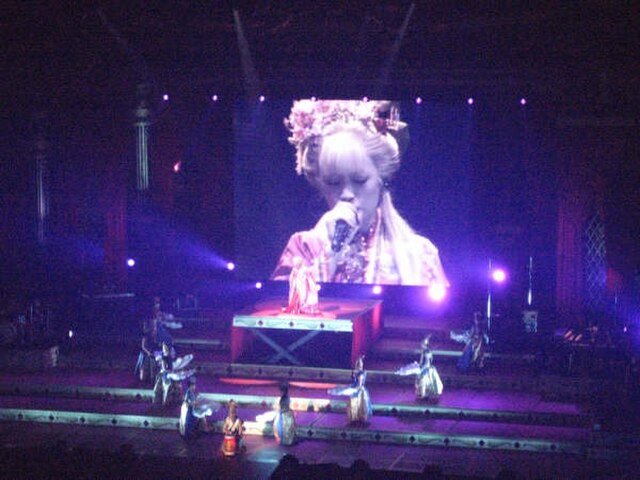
[272,208,448,287]
[452,325,488,372]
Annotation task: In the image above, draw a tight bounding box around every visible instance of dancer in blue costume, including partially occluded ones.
[328,355,372,424]
[451,313,489,372]
[179,377,218,440]
[273,383,296,445]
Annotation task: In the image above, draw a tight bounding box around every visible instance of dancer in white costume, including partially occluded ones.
[396,335,443,401]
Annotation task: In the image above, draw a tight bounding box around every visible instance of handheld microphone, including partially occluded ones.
[331,219,351,252]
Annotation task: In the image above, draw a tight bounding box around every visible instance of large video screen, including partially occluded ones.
[233,99,476,288]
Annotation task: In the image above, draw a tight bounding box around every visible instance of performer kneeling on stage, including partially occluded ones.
[179,376,218,441]
[221,400,245,456]
[395,335,443,402]
[328,355,372,425]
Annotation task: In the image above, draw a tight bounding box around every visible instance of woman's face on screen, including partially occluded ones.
[317,131,382,232]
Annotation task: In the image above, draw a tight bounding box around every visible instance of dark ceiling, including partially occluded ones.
[3,1,639,111]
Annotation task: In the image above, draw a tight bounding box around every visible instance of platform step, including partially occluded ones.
[0,381,592,428]
[0,403,591,456]
[51,352,609,400]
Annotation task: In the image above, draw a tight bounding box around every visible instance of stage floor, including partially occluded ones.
[1,301,637,479]
[0,417,631,479]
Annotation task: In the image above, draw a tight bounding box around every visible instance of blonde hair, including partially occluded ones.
[299,124,400,188]
[306,123,430,284]
[287,101,436,285]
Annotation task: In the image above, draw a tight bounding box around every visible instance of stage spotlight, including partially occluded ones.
[491,269,507,283]
[173,161,181,173]
[467,97,474,105]
[428,284,446,302]
[68,330,74,338]
[162,94,169,101]
[520,97,527,106]
[310,96,317,102]
[227,262,235,271]
[259,95,265,102]
[362,96,369,102]
[211,94,219,102]
[415,97,422,104]
[126,258,136,267]
[372,285,382,295]
[255,282,263,289]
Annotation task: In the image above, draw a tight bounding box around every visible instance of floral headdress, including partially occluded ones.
[284,99,401,175]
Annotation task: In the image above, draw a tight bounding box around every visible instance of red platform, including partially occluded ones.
[231,298,383,366]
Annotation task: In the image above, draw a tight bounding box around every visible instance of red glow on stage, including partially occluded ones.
[289,381,340,390]
[219,378,339,390]
[220,378,277,386]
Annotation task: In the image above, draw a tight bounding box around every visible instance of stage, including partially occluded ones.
[0,298,638,479]
[231,298,382,367]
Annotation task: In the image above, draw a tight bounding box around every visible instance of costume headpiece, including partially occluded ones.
[284,99,407,175]
[354,355,365,372]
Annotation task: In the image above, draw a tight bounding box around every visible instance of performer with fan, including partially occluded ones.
[153,342,195,406]
[328,355,372,424]
[179,376,219,441]
[451,312,489,372]
[395,335,443,401]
